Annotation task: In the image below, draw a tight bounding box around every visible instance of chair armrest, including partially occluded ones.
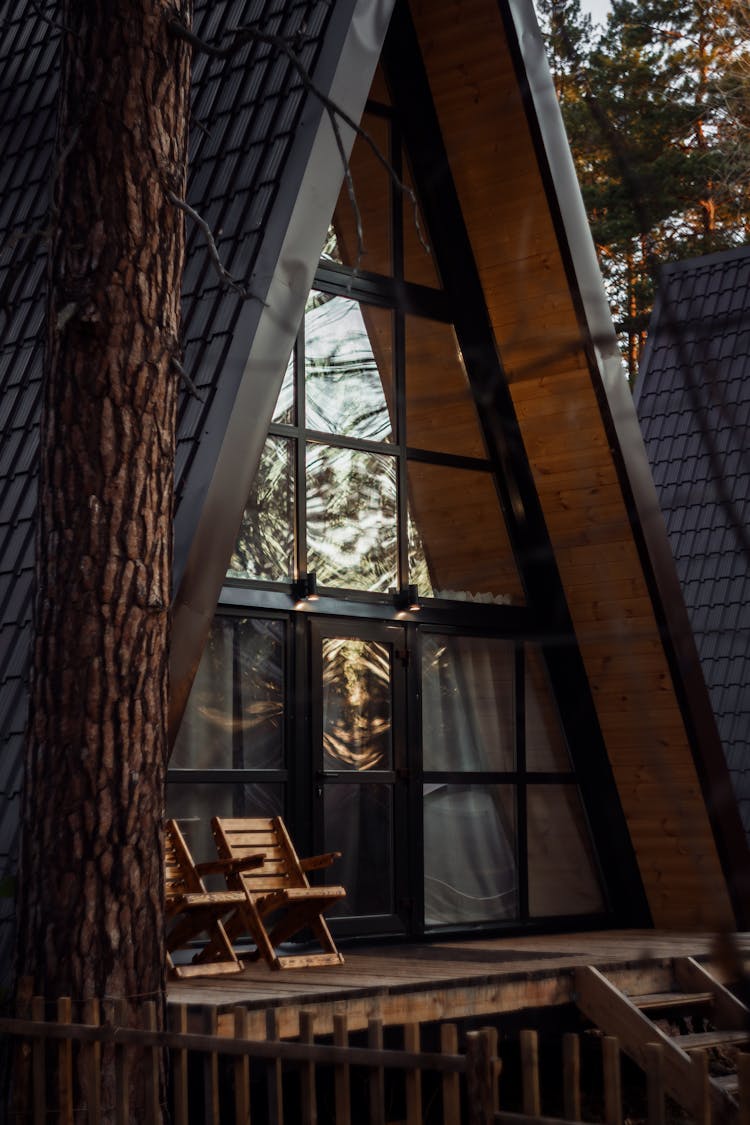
[300,851,341,872]
[195,854,265,876]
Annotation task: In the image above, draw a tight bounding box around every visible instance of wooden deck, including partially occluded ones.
[167,929,750,1038]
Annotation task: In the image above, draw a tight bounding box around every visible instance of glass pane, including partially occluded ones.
[320,223,342,266]
[331,111,392,275]
[402,156,441,288]
[525,647,572,771]
[228,435,295,581]
[423,785,517,925]
[271,348,295,425]
[324,784,394,917]
[407,461,525,604]
[422,635,515,771]
[527,786,605,917]
[322,637,392,771]
[166,782,284,885]
[307,443,398,592]
[305,294,394,442]
[406,318,484,458]
[172,617,285,770]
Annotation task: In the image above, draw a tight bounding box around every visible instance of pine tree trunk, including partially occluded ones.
[15,2,191,1118]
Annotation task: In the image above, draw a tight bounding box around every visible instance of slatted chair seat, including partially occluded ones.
[165,818,265,979]
[211,815,347,970]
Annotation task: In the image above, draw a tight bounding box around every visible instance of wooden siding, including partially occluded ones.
[408,0,734,928]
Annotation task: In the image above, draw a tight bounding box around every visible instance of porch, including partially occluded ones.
[167,929,747,1038]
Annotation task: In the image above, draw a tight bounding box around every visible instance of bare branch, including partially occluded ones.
[171,357,204,401]
[167,12,431,259]
[167,190,266,304]
[27,0,75,36]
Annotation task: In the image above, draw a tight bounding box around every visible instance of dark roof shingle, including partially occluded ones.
[636,244,750,843]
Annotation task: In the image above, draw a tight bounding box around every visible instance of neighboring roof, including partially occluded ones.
[635,244,750,840]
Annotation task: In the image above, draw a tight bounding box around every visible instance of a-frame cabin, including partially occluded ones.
[1,0,748,968]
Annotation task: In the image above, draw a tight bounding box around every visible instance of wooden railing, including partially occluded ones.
[2,1001,749,1124]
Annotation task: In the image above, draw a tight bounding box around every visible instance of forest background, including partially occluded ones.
[536,0,750,383]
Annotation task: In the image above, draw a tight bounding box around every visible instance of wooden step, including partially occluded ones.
[632,991,714,1011]
[676,1030,750,1051]
[713,1075,739,1094]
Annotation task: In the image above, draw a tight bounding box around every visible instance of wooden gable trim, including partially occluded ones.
[407,0,740,927]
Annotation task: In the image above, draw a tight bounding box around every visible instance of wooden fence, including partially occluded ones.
[2,1000,749,1125]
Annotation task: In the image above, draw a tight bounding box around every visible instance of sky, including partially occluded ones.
[579,0,612,26]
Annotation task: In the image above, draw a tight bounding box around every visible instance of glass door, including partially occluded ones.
[311,618,409,936]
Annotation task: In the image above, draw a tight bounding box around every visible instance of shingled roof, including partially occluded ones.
[0,0,344,970]
[635,244,750,842]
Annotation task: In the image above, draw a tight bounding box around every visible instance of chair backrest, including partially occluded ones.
[212,817,309,897]
[164,818,205,903]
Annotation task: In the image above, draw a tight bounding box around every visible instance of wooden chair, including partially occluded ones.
[211,816,346,970]
[164,818,265,978]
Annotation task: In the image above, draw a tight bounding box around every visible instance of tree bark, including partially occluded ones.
[15,1,191,1118]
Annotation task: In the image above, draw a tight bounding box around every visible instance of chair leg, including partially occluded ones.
[226,904,278,969]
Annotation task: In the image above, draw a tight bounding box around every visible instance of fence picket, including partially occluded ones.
[266,1007,284,1125]
[14,976,34,1123]
[333,1012,351,1125]
[602,1036,622,1125]
[738,1052,750,1125]
[57,997,74,1125]
[368,1017,386,1125]
[31,996,46,1125]
[405,1022,422,1125]
[203,1006,220,1125]
[481,1026,500,1115]
[82,998,101,1125]
[114,997,130,1125]
[521,1028,540,1117]
[645,1042,664,1125]
[562,1032,580,1122]
[440,1023,460,1125]
[234,1006,252,1125]
[300,1010,318,1125]
[693,1049,711,1125]
[466,1029,494,1125]
[143,1001,160,1125]
[171,1003,189,1125]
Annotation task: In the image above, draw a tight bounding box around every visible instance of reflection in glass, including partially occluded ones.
[402,154,441,288]
[271,349,295,425]
[172,617,285,771]
[422,635,515,771]
[525,647,572,771]
[407,461,525,604]
[322,638,392,771]
[331,111,392,275]
[324,784,393,917]
[307,443,398,592]
[527,786,604,916]
[305,294,393,442]
[406,318,484,458]
[228,435,294,581]
[424,785,517,925]
[407,511,431,599]
[167,783,284,885]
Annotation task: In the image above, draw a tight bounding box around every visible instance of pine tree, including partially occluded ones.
[538,0,750,382]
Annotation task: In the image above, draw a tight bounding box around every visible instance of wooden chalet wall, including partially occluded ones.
[408,0,734,928]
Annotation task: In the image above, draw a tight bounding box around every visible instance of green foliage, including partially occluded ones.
[537,0,750,382]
